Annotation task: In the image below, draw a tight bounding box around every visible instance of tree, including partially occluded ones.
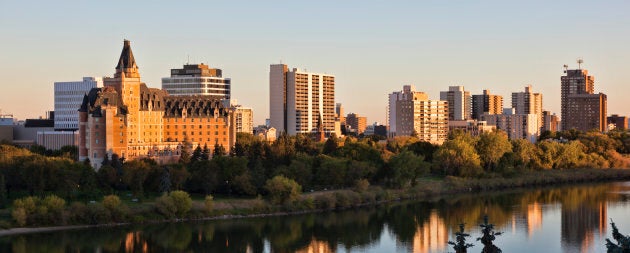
[264,175,302,205]
[192,145,203,162]
[476,131,512,171]
[606,220,630,253]
[169,190,192,218]
[322,134,338,155]
[477,216,502,253]
[449,223,474,253]
[213,144,227,157]
[387,150,430,188]
[122,159,153,198]
[434,136,483,177]
[201,144,210,160]
[0,174,7,208]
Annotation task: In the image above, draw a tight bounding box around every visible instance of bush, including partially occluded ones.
[102,195,127,221]
[170,190,192,217]
[264,175,302,205]
[12,208,27,226]
[67,202,89,224]
[86,203,112,225]
[155,194,177,219]
[204,195,214,213]
[354,179,370,192]
[314,194,336,209]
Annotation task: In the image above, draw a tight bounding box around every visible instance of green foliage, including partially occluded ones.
[354,179,370,192]
[155,190,192,218]
[264,175,302,205]
[434,135,483,177]
[476,131,512,171]
[387,150,431,188]
[204,195,214,213]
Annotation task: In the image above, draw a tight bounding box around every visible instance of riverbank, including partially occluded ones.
[1,168,630,236]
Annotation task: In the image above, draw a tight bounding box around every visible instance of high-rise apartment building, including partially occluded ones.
[335,103,345,124]
[269,64,335,136]
[440,86,471,121]
[483,110,540,143]
[345,113,367,134]
[561,67,607,132]
[512,85,543,129]
[162,63,230,99]
[472,90,503,120]
[234,106,254,134]
[542,111,560,132]
[389,85,448,144]
[54,77,103,130]
[79,40,236,168]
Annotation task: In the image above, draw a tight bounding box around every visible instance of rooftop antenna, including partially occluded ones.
[187,54,190,65]
[563,64,568,73]
[577,58,583,69]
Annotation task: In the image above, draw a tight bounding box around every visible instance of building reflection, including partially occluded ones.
[526,202,543,237]
[561,201,607,253]
[295,238,335,253]
[412,210,448,253]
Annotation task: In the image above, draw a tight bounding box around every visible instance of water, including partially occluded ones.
[2,181,630,253]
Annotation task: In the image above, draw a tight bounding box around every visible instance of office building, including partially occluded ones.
[448,120,496,137]
[440,86,471,121]
[162,63,231,99]
[269,64,335,136]
[389,85,448,144]
[54,77,103,131]
[472,90,503,120]
[234,105,254,134]
[561,66,607,132]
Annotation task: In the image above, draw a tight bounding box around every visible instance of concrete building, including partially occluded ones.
[54,77,104,131]
[440,86,471,121]
[37,131,78,150]
[483,110,540,143]
[254,126,277,142]
[345,113,367,134]
[389,85,448,144]
[607,114,628,130]
[0,114,15,143]
[472,90,503,120]
[448,120,496,137]
[234,105,253,134]
[79,40,236,168]
[335,103,345,124]
[542,111,560,132]
[561,67,607,132]
[512,85,543,130]
[269,64,335,136]
[162,63,231,99]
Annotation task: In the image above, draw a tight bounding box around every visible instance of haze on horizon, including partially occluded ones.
[1,1,629,125]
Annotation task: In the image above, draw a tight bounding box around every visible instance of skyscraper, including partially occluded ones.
[512,85,543,130]
[54,77,103,130]
[389,85,448,144]
[472,90,503,120]
[440,86,471,121]
[162,63,231,99]
[269,64,335,136]
[561,66,607,132]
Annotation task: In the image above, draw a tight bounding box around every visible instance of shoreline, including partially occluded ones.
[1,168,630,237]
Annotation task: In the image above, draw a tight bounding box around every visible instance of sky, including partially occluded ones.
[1,1,630,125]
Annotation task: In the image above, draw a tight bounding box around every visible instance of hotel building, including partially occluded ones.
[79,40,236,168]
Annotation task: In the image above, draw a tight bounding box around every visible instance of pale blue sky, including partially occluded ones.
[1,1,629,125]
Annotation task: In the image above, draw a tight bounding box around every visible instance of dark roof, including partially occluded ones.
[24,119,54,128]
[78,87,128,117]
[163,95,228,118]
[115,40,138,70]
[139,83,168,111]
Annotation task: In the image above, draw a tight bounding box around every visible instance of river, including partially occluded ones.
[2,181,630,253]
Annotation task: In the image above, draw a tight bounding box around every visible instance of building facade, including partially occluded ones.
[389,85,448,144]
[162,64,231,99]
[483,111,539,143]
[440,86,471,121]
[345,113,367,134]
[561,68,607,131]
[234,105,254,134]
[54,77,103,131]
[269,64,335,136]
[607,114,628,130]
[512,85,543,130]
[448,120,496,137]
[542,111,560,132]
[472,90,503,120]
[79,40,236,168]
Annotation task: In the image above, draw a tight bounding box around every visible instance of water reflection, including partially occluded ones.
[1,182,629,253]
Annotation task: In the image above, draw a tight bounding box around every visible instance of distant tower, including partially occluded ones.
[560,60,607,132]
[316,114,325,142]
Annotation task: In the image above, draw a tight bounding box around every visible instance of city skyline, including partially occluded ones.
[2,1,630,125]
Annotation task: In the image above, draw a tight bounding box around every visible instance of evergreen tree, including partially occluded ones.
[448,223,474,253]
[213,144,227,157]
[201,144,210,160]
[101,154,111,167]
[159,167,172,194]
[477,215,502,253]
[192,145,202,162]
[606,220,630,253]
[323,134,338,155]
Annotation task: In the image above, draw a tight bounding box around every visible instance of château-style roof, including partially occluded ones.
[78,87,128,117]
[115,40,138,70]
[164,96,229,118]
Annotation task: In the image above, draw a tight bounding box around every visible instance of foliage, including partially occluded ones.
[477,215,502,253]
[387,150,430,188]
[434,136,483,177]
[476,131,512,171]
[606,220,630,253]
[448,223,474,253]
[264,175,302,205]
[204,195,214,213]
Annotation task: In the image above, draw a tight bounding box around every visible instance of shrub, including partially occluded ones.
[264,175,302,205]
[102,195,127,221]
[67,202,89,224]
[155,194,177,219]
[204,195,214,213]
[335,192,351,209]
[314,194,336,209]
[12,208,27,226]
[86,203,112,225]
[354,179,370,193]
[170,190,192,217]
